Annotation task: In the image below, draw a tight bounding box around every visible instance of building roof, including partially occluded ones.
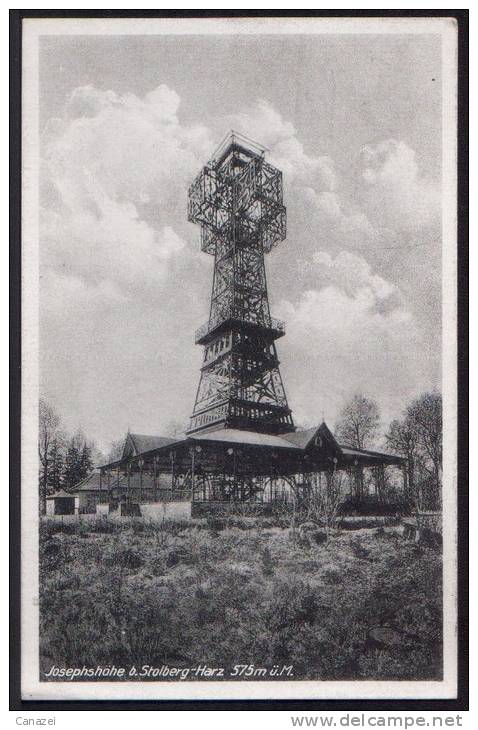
[281,422,341,449]
[72,471,104,492]
[127,433,176,456]
[339,445,406,463]
[190,428,302,450]
[46,489,76,499]
[281,426,318,448]
[98,423,404,469]
[71,469,174,493]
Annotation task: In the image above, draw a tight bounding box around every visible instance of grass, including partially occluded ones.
[39,518,442,681]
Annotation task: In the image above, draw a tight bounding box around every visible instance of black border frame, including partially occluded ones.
[9,8,469,713]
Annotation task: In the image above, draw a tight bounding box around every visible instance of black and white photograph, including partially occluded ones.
[17,15,462,703]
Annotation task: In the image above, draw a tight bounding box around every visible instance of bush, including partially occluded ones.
[350,538,371,560]
[338,516,399,530]
[42,519,90,537]
[166,546,191,568]
[88,518,120,535]
[39,520,442,681]
[105,546,145,570]
[206,515,226,534]
[131,520,145,535]
[261,546,275,576]
[323,568,341,585]
[339,496,411,517]
[40,536,69,573]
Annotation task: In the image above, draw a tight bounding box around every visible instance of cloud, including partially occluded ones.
[39,86,441,445]
[277,281,437,431]
[41,83,215,299]
[313,250,396,303]
[41,195,185,294]
[227,100,388,265]
[39,83,216,441]
[360,139,441,232]
[228,100,337,192]
[301,188,377,239]
[273,245,440,430]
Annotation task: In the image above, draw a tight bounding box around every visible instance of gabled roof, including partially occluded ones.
[281,421,340,451]
[46,489,76,499]
[123,433,176,459]
[281,425,319,449]
[71,471,104,492]
[282,422,404,465]
[98,422,404,470]
[190,428,302,450]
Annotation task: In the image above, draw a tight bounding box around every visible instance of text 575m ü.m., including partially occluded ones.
[230,664,294,678]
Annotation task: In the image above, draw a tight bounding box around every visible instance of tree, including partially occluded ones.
[386,417,418,501]
[62,439,82,490]
[38,399,61,515]
[386,391,442,510]
[79,442,94,479]
[38,402,101,500]
[62,430,96,489]
[335,394,380,450]
[106,439,125,464]
[370,464,392,503]
[407,392,442,497]
[304,468,344,540]
[47,436,65,494]
[335,394,380,501]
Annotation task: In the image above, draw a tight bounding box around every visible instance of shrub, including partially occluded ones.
[39,520,442,681]
[131,520,145,535]
[350,538,371,560]
[261,546,275,576]
[88,518,119,535]
[339,496,411,517]
[206,515,226,534]
[104,546,145,570]
[323,568,342,585]
[42,519,90,537]
[166,546,190,568]
[39,531,73,576]
[40,537,66,573]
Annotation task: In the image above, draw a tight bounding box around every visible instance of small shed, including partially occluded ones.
[46,489,78,516]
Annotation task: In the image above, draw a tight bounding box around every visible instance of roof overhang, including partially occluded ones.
[98,425,404,470]
[339,446,406,467]
[189,428,302,451]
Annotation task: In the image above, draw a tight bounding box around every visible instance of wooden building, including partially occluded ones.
[94,423,406,513]
[46,489,78,516]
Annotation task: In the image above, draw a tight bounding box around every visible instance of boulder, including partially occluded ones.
[367,626,403,649]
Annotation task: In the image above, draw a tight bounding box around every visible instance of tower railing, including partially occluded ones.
[195,314,285,345]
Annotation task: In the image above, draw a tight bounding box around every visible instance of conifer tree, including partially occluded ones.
[79,442,94,480]
[62,439,82,489]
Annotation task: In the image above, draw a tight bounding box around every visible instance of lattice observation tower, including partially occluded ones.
[93,131,407,513]
[187,132,295,436]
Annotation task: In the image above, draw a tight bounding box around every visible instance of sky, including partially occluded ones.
[38,31,443,451]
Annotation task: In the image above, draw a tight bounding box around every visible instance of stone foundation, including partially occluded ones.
[191,501,273,519]
[140,501,192,521]
[42,500,192,523]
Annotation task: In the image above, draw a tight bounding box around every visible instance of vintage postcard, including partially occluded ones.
[20,16,459,702]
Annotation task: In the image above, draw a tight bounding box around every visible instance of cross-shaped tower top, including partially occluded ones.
[186,132,294,436]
